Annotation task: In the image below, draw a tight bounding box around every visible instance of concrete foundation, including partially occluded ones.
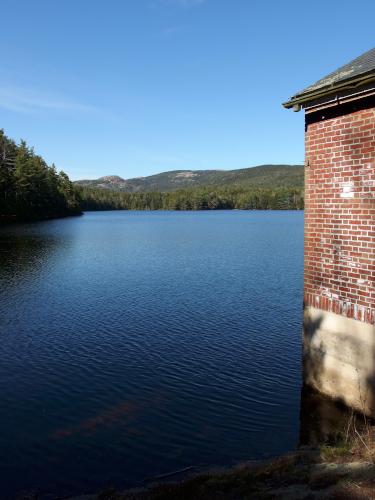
[303,306,375,417]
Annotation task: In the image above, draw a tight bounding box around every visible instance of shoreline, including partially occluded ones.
[0,211,83,225]
[65,448,375,500]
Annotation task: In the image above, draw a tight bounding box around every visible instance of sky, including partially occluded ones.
[1,0,374,180]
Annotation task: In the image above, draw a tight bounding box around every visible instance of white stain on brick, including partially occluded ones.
[340,181,355,198]
[339,252,360,269]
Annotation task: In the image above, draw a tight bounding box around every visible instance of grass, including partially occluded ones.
[320,442,352,461]
[94,453,318,500]
[319,409,375,464]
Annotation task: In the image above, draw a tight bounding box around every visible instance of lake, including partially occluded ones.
[0,210,304,497]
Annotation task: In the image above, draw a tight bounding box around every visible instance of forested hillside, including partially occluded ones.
[77,164,304,211]
[0,130,81,222]
[76,164,304,192]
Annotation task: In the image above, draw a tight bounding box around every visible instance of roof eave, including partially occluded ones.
[283,71,375,110]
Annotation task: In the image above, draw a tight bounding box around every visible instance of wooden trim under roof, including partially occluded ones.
[283,72,375,111]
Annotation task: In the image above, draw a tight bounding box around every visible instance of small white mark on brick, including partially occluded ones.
[319,286,340,300]
[340,182,355,198]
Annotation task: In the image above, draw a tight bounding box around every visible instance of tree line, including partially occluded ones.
[0,130,81,221]
[78,185,304,211]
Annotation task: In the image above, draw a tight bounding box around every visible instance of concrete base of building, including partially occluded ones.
[303,306,375,417]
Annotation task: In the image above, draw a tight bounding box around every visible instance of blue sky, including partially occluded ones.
[1,0,374,180]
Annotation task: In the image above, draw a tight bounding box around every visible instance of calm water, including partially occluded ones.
[0,211,304,498]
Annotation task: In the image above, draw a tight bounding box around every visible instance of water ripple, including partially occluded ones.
[0,210,304,498]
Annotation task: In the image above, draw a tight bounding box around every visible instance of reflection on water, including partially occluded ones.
[0,211,304,498]
[0,233,56,278]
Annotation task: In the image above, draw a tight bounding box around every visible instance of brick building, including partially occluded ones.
[284,48,375,415]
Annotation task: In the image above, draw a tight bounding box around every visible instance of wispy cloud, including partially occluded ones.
[0,85,97,114]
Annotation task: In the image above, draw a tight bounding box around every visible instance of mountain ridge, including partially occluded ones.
[75,164,304,192]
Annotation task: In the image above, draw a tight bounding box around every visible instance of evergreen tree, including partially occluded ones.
[0,131,82,222]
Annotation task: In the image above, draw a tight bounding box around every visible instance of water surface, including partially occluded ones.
[0,210,304,497]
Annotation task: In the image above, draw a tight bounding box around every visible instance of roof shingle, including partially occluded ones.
[284,47,375,108]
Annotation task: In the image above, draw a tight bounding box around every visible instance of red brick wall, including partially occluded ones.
[304,106,375,325]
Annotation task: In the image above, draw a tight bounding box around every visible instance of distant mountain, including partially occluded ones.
[75,165,304,193]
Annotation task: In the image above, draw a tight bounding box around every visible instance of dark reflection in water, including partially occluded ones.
[0,211,304,498]
[0,233,56,279]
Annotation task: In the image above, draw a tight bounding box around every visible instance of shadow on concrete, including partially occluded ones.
[302,305,375,419]
[302,309,324,392]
